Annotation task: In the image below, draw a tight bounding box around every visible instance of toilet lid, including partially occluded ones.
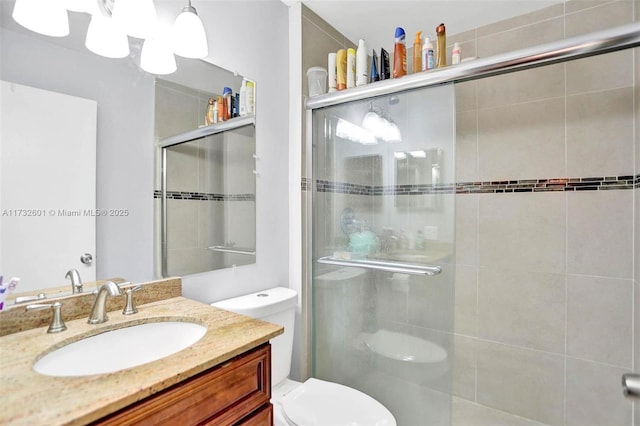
[281,378,396,426]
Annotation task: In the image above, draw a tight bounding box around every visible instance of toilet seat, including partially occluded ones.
[281,378,396,426]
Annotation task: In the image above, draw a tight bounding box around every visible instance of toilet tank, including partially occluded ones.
[211,287,297,386]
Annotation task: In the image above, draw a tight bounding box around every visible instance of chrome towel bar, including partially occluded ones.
[317,256,442,276]
[207,246,256,256]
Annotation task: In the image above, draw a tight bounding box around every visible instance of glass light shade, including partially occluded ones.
[85,14,130,58]
[172,6,208,58]
[112,0,157,39]
[336,119,377,145]
[141,38,177,75]
[12,0,69,37]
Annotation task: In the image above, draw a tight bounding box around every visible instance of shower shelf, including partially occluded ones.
[317,256,441,276]
[158,115,255,149]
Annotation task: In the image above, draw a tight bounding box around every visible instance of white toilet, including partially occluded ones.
[212,286,397,426]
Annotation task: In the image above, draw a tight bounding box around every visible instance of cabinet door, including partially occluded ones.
[94,344,271,426]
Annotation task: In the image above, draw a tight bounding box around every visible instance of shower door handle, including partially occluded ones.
[317,256,442,276]
[622,374,640,398]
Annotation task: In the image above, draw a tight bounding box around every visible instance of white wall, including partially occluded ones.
[179,0,291,303]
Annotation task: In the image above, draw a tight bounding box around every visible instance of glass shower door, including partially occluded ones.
[311,83,456,425]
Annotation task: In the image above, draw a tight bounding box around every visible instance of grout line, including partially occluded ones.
[563,9,569,423]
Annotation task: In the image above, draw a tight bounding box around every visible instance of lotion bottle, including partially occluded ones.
[356,39,368,86]
[393,27,407,78]
[412,31,422,74]
[336,49,347,90]
[328,52,337,92]
[452,42,461,65]
[346,48,356,88]
[436,23,446,68]
[422,36,435,70]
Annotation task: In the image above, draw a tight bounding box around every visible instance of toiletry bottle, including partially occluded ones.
[336,49,347,90]
[422,36,435,70]
[370,49,379,83]
[380,48,390,80]
[328,52,337,92]
[222,87,232,121]
[246,79,255,114]
[216,95,224,121]
[436,23,446,68]
[205,97,215,126]
[346,47,356,88]
[452,42,461,65]
[412,31,422,74]
[356,39,368,86]
[393,27,407,78]
[239,79,247,116]
[213,99,218,123]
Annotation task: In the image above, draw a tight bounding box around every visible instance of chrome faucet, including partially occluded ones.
[87,281,122,324]
[65,269,83,294]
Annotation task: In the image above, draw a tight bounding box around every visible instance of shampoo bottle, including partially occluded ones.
[246,80,255,114]
[422,36,435,70]
[380,48,390,80]
[412,31,422,74]
[393,27,407,78]
[205,98,215,125]
[370,49,379,83]
[336,49,347,90]
[328,52,337,92]
[239,79,247,116]
[356,39,368,86]
[436,23,446,68]
[216,95,224,121]
[346,48,356,88]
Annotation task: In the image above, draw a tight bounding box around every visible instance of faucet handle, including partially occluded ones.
[26,302,67,333]
[122,285,142,315]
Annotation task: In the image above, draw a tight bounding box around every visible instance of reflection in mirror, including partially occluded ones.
[1,81,97,293]
[154,64,257,277]
[395,148,442,209]
[160,121,256,276]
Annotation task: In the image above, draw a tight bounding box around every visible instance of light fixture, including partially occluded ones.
[12,0,69,37]
[141,36,177,75]
[85,14,130,58]
[172,0,208,58]
[336,119,377,145]
[11,0,209,76]
[361,104,402,143]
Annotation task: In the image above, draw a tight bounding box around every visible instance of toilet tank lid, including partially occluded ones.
[211,286,298,318]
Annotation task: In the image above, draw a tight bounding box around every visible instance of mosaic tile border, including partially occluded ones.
[153,190,255,201]
[303,175,639,195]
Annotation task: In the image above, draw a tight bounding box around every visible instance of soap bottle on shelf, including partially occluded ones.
[436,23,446,68]
[356,39,368,86]
[452,42,461,65]
[412,31,422,73]
[205,98,215,126]
[422,36,435,70]
[393,27,407,78]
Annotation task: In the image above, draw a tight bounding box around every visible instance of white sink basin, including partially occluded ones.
[33,321,207,377]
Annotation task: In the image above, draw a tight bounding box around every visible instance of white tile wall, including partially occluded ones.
[452,1,638,424]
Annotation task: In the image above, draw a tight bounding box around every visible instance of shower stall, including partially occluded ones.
[311,84,457,424]
[304,22,640,426]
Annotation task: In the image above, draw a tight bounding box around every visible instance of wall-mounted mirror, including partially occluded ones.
[0,0,252,299]
[395,148,442,210]
[154,63,256,277]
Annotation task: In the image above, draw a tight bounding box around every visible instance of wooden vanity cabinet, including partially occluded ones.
[93,343,272,426]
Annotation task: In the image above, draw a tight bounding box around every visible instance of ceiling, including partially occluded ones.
[298,0,562,52]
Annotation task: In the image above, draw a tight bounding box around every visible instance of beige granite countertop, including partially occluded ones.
[0,296,283,426]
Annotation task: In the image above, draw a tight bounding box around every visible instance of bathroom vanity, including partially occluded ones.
[0,297,283,425]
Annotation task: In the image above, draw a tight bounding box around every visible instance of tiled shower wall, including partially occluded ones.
[302,1,639,425]
[451,1,638,425]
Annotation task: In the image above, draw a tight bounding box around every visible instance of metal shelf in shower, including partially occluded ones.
[306,23,640,111]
